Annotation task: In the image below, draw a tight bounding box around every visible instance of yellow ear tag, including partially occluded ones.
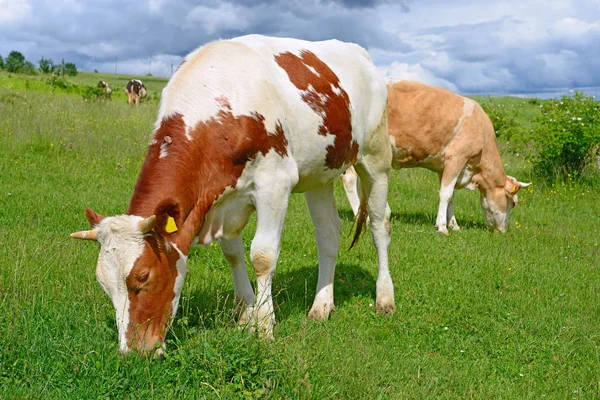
[166,216,178,233]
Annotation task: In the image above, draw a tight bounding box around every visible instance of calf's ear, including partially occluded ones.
[85,208,105,227]
[154,200,182,236]
[71,208,102,240]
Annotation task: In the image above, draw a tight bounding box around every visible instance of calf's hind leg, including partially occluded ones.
[305,182,341,320]
[435,161,465,234]
[341,166,360,217]
[353,156,395,314]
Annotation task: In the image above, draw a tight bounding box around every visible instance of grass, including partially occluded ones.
[1,84,599,398]
[0,71,168,103]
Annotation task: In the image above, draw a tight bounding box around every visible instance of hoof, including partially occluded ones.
[235,297,251,326]
[248,323,274,340]
[435,226,449,235]
[307,303,335,321]
[376,301,397,314]
[246,311,275,340]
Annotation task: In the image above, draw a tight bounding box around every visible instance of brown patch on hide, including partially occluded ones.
[275,50,357,169]
[128,107,288,248]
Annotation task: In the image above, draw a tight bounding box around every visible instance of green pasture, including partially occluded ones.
[0,77,599,398]
[0,71,168,103]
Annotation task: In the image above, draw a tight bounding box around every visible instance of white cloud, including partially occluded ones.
[0,0,32,24]
[382,62,458,92]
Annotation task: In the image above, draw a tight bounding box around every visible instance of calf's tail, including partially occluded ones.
[350,191,368,249]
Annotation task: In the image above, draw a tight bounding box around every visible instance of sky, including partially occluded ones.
[1,0,599,95]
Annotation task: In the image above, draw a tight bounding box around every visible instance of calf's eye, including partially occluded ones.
[137,273,149,283]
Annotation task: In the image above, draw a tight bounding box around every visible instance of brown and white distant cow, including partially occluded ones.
[97,81,112,94]
[71,35,394,354]
[126,79,147,104]
[343,80,530,234]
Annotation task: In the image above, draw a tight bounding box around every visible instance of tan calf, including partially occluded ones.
[343,80,530,234]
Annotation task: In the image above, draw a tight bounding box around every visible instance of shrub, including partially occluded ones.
[39,57,55,74]
[5,51,26,73]
[22,61,37,75]
[80,85,111,101]
[479,99,524,140]
[532,91,600,182]
[45,76,72,90]
[64,62,78,76]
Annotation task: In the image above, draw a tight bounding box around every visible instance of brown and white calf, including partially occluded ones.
[343,80,530,234]
[126,79,147,104]
[97,81,112,94]
[71,35,394,353]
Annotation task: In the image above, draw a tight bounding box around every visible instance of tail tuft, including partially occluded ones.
[349,195,368,250]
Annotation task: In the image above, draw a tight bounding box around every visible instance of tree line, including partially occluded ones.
[0,51,78,76]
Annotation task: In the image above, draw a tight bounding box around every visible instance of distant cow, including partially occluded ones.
[71,35,394,354]
[97,81,112,94]
[126,79,147,104]
[343,80,530,234]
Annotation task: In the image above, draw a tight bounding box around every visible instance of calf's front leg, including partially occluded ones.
[220,236,254,325]
[248,179,293,339]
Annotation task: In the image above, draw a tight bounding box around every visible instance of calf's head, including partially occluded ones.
[477,175,531,232]
[71,207,187,354]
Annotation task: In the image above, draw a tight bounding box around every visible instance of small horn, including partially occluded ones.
[70,230,97,240]
[519,181,532,187]
[138,215,156,234]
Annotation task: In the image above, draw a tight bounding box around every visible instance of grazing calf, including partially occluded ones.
[71,35,394,354]
[343,80,530,234]
[126,79,147,104]
[97,81,112,94]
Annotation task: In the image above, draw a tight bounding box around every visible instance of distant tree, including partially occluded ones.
[64,62,78,76]
[94,69,98,73]
[39,57,55,74]
[6,51,26,73]
[0,55,4,70]
[22,61,37,75]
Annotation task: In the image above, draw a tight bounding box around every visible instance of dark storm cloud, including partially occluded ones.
[1,0,598,94]
[0,0,411,76]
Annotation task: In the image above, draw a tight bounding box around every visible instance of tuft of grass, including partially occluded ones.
[1,88,599,398]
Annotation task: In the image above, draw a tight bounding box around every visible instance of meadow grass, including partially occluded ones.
[1,88,599,398]
[0,71,168,104]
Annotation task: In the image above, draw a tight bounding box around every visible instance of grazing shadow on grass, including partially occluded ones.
[391,211,434,226]
[457,218,488,231]
[391,211,488,231]
[168,262,376,343]
[170,281,236,334]
[274,262,376,321]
